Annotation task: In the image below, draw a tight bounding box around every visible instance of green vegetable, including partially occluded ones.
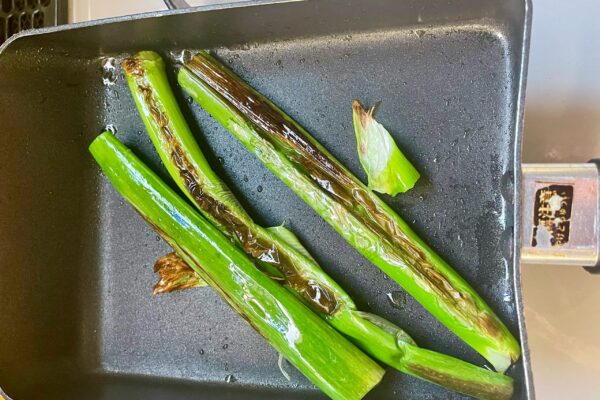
[178,51,521,373]
[352,100,420,195]
[123,51,514,399]
[90,131,384,400]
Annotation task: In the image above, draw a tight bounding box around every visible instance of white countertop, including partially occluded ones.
[69,1,600,398]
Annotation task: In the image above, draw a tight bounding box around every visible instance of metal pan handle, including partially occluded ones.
[164,0,191,9]
[521,161,600,273]
[164,0,237,9]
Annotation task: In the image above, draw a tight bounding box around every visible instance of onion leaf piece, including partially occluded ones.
[352,100,420,195]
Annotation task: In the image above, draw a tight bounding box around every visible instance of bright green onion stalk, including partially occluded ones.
[90,132,384,400]
[352,100,420,195]
[123,51,513,400]
[177,51,521,373]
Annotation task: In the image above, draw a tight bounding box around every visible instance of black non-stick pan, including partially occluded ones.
[0,0,533,398]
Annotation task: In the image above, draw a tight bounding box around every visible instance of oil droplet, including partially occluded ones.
[243,175,249,182]
[257,185,263,193]
[155,235,161,242]
[275,59,282,67]
[170,49,192,64]
[102,57,117,86]
[222,344,228,349]
[187,96,193,104]
[387,291,407,309]
[217,157,224,164]
[105,124,117,134]
[225,374,237,383]
[199,349,204,355]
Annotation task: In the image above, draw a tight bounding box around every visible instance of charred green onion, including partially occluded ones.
[90,131,384,400]
[123,51,514,399]
[177,51,521,373]
[153,252,207,294]
[352,100,420,195]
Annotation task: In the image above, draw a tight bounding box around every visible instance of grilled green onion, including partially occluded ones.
[90,131,384,400]
[123,51,514,399]
[177,51,521,373]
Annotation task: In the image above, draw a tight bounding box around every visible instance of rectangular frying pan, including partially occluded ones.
[0,0,533,398]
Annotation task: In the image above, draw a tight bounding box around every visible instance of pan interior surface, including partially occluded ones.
[0,0,529,398]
